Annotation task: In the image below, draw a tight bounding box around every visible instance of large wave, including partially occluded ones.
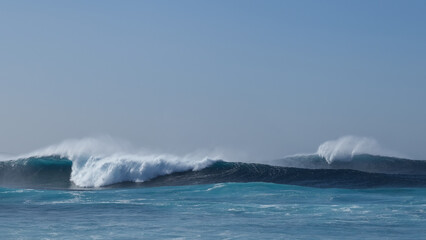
[2,138,217,188]
[1,136,426,189]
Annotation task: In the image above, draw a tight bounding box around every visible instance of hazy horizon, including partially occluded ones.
[1,1,426,161]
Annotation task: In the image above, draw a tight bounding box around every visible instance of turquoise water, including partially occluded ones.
[2,183,426,239]
[2,147,426,239]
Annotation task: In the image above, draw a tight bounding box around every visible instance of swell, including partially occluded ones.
[2,155,426,189]
[113,161,426,189]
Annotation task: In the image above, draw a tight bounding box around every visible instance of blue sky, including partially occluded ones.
[1,1,425,160]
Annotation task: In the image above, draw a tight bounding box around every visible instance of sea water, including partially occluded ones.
[1,183,426,239]
[1,137,426,239]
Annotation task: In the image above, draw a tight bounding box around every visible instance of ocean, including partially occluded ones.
[1,138,426,239]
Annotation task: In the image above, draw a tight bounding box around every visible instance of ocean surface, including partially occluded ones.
[1,137,426,239]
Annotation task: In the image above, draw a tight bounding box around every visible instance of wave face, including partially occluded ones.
[0,156,72,188]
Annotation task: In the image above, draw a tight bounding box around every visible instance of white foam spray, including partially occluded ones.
[316,136,399,163]
[15,137,221,187]
[3,135,406,186]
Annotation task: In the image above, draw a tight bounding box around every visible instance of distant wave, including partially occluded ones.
[315,136,403,163]
[271,136,423,175]
[1,136,425,189]
[271,154,426,175]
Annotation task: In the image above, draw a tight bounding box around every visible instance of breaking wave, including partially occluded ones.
[316,136,402,163]
[271,136,423,175]
[1,138,217,188]
[1,136,425,189]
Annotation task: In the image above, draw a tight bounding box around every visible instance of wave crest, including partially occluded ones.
[71,153,214,187]
[10,137,219,187]
[316,136,397,163]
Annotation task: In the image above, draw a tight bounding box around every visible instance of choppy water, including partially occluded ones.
[1,183,426,239]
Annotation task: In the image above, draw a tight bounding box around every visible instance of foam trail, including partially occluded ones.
[13,137,219,187]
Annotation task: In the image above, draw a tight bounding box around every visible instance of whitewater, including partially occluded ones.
[2,137,218,188]
[2,136,426,239]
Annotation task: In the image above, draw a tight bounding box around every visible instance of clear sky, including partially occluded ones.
[1,0,425,160]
